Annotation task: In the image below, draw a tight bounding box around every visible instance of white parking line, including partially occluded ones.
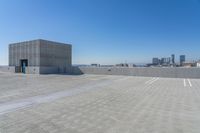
[184,79,186,87]
[183,79,192,87]
[145,78,156,84]
[187,79,192,87]
[145,77,159,85]
[149,78,159,84]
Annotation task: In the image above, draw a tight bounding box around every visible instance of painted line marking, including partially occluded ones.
[149,78,159,84]
[184,79,186,87]
[145,77,159,85]
[187,79,192,87]
[145,78,156,84]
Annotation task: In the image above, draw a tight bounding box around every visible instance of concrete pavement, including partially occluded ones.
[0,73,200,133]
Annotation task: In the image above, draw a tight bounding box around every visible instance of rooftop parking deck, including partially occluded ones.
[0,73,200,133]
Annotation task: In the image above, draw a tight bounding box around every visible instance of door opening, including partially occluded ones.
[20,59,28,73]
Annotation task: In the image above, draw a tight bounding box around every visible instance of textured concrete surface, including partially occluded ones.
[78,67,200,78]
[0,72,200,133]
[0,66,15,73]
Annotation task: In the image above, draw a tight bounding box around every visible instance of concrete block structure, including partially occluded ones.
[9,39,72,74]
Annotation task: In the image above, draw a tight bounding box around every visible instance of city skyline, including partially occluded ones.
[0,0,200,65]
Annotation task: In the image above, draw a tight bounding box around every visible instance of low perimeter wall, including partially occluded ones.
[1,66,200,78]
[0,66,15,73]
[1,66,74,74]
[78,67,200,79]
[26,66,73,74]
[26,67,62,74]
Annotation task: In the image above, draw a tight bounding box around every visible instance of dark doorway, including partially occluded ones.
[20,59,28,73]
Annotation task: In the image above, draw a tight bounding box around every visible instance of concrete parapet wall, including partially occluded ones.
[26,66,71,74]
[66,66,83,75]
[25,67,40,74]
[78,67,200,79]
[25,67,58,74]
[2,65,200,78]
[39,67,58,74]
[0,66,16,73]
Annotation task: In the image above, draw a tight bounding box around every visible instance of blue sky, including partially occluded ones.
[0,0,200,65]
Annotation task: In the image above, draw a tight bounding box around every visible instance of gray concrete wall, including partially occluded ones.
[1,66,72,74]
[25,66,70,74]
[40,40,72,69]
[0,66,16,73]
[25,67,40,74]
[78,67,200,79]
[39,67,59,74]
[25,67,58,74]
[9,40,40,66]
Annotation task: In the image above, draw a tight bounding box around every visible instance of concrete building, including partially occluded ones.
[171,54,175,65]
[180,55,186,66]
[91,64,100,67]
[181,61,195,67]
[116,63,129,67]
[160,57,170,66]
[9,39,72,74]
[196,61,200,67]
[152,58,159,65]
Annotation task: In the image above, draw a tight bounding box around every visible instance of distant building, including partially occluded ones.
[166,57,171,64]
[182,61,195,67]
[91,64,100,67]
[160,58,164,65]
[116,63,128,67]
[127,63,136,67]
[196,61,200,67]
[146,63,154,67]
[152,58,159,65]
[132,64,137,67]
[160,57,170,66]
[100,65,114,67]
[171,54,175,65]
[180,55,186,66]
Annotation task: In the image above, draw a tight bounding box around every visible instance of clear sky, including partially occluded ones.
[0,0,200,65]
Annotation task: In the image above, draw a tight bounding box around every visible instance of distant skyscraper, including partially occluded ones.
[160,57,170,66]
[166,57,171,64]
[160,58,165,65]
[171,54,175,64]
[180,55,186,65]
[152,58,159,65]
